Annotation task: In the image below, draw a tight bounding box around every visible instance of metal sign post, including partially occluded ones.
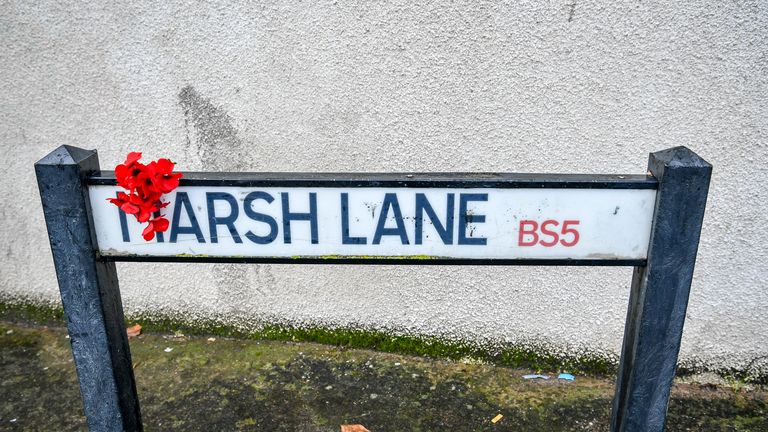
[36,145,711,431]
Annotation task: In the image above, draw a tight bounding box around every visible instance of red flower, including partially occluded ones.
[108,152,182,241]
[152,159,183,193]
[115,152,146,190]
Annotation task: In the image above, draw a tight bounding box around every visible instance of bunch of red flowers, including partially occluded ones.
[108,152,183,241]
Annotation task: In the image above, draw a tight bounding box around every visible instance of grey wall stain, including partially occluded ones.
[178,85,274,311]
[567,1,577,22]
[178,85,250,171]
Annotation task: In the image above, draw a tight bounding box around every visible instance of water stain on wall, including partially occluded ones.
[178,85,275,311]
[178,85,251,171]
[567,1,577,22]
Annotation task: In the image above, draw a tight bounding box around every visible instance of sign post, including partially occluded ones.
[35,146,142,431]
[610,148,712,430]
[36,145,710,431]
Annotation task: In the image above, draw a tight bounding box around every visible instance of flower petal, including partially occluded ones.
[137,210,151,223]
[124,152,142,166]
[115,164,130,187]
[152,217,170,232]
[141,223,155,241]
[155,158,174,174]
[159,176,180,193]
[120,202,139,214]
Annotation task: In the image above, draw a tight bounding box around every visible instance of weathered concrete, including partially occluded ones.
[1,1,767,376]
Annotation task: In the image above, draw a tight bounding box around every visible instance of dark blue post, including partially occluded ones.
[36,146,142,431]
[610,147,712,431]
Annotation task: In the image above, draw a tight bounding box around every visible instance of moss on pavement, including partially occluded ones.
[1,321,766,431]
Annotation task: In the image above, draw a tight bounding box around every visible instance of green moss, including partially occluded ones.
[294,255,439,260]
[235,418,257,428]
[174,254,442,260]
[251,325,616,375]
[1,298,764,383]
[3,321,766,431]
[1,300,613,376]
[0,300,65,326]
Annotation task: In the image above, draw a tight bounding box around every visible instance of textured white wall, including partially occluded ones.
[1,1,766,375]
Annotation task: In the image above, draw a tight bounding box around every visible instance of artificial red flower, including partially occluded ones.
[108,152,182,241]
[115,152,146,191]
[152,158,183,193]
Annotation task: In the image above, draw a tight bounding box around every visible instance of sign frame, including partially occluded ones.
[35,145,711,432]
[89,172,657,266]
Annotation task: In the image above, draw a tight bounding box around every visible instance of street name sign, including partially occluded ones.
[36,145,711,432]
[87,182,656,263]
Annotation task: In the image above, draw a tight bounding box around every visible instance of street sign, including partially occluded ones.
[88,184,656,262]
[36,145,711,432]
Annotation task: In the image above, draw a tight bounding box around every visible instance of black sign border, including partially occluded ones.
[89,171,657,266]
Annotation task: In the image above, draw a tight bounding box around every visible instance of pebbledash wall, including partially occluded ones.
[1,1,766,377]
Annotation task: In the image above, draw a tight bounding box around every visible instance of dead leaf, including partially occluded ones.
[341,425,370,432]
[126,324,142,338]
[491,413,503,424]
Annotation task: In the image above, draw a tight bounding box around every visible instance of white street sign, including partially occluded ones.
[88,186,656,261]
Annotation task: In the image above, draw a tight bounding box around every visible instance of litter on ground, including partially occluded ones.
[522,374,550,380]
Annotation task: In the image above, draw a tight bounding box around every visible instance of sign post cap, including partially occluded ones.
[649,146,712,176]
[35,145,97,167]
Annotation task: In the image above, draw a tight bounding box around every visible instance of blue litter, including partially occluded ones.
[522,374,550,380]
[557,373,575,381]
